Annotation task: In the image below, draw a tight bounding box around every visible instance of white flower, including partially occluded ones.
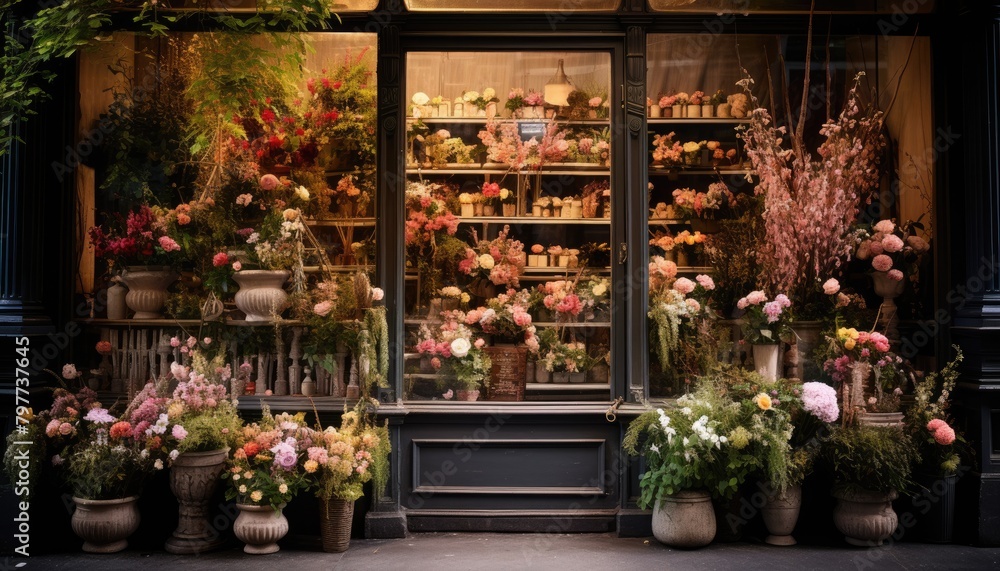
[140,449,149,458]
[371,287,384,301]
[483,87,496,100]
[680,407,691,416]
[169,450,179,461]
[450,337,471,358]
[295,185,310,201]
[233,474,241,481]
[478,254,495,270]
[411,92,430,106]
[649,444,659,453]
[154,459,164,470]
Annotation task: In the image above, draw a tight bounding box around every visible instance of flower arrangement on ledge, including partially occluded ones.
[88,205,184,271]
[459,225,525,288]
[415,315,492,395]
[671,182,735,220]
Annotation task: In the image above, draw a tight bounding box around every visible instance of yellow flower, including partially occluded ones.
[250,490,263,503]
[239,485,247,494]
[754,393,773,411]
[278,483,288,494]
[283,208,299,221]
[167,402,185,420]
[244,471,253,480]
[304,460,318,473]
[460,293,471,303]
[844,339,856,351]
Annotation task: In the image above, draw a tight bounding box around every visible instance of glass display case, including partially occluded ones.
[402,51,615,402]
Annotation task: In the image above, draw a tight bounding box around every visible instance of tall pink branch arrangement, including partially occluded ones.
[737,71,885,312]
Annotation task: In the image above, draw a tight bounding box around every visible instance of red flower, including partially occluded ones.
[109,421,132,440]
[332,80,342,90]
[212,252,229,267]
[243,441,261,457]
[261,109,276,124]
[295,128,305,136]
[268,135,282,149]
[321,78,331,89]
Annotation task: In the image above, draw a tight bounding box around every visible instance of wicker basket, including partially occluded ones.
[319,497,355,553]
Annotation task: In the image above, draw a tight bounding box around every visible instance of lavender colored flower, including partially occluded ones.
[84,407,116,424]
[271,438,299,470]
[801,381,839,423]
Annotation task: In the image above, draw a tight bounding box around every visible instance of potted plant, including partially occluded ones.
[500,186,518,217]
[309,400,390,552]
[231,177,307,321]
[224,408,311,554]
[820,325,905,426]
[904,346,965,543]
[736,291,792,381]
[459,225,525,294]
[623,386,748,548]
[415,313,492,401]
[125,351,243,554]
[823,424,918,546]
[89,205,184,319]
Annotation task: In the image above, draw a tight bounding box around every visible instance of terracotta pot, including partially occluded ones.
[234,504,289,554]
[761,483,802,546]
[456,389,480,401]
[233,270,290,322]
[121,267,178,319]
[652,490,716,548]
[752,344,781,382]
[71,495,140,553]
[319,497,355,553]
[832,487,899,546]
[483,204,495,217]
[165,448,229,554]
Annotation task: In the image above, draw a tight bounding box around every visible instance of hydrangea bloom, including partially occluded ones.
[801,381,839,423]
[84,407,116,424]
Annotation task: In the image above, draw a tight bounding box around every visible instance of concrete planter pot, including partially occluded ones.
[761,483,802,546]
[233,270,290,322]
[165,448,229,554]
[234,504,289,554]
[71,495,140,553]
[832,487,899,546]
[652,490,716,548]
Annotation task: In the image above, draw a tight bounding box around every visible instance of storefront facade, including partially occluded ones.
[2,0,999,547]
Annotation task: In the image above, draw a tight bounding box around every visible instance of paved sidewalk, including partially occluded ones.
[8,533,1000,570]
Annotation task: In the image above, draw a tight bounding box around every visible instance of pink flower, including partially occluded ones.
[212,252,229,268]
[801,382,839,423]
[232,261,242,271]
[888,269,904,281]
[746,290,767,305]
[170,336,180,347]
[872,254,893,272]
[736,297,749,310]
[869,241,884,255]
[873,220,896,234]
[822,278,840,295]
[474,338,485,349]
[934,425,956,445]
[158,236,181,252]
[187,336,197,348]
[313,301,333,316]
[927,419,946,432]
[774,294,791,308]
[763,301,783,323]
[172,425,188,441]
[203,337,212,345]
[371,288,384,301]
[588,96,602,107]
[673,278,695,295]
[881,234,904,253]
[260,174,280,191]
[430,357,442,370]
[695,275,715,290]
[869,332,891,353]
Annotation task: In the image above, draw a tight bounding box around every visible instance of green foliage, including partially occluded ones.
[2,0,332,155]
[706,202,764,314]
[906,346,965,477]
[175,400,242,454]
[823,424,918,493]
[66,441,152,500]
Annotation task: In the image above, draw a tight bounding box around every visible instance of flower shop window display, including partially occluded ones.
[88,205,185,319]
[404,181,463,310]
[736,291,793,382]
[462,88,500,118]
[647,256,719,396]
[123,351,244,554]
[223,408,313,554]
[854,219,931,342]
[4,381,157,553]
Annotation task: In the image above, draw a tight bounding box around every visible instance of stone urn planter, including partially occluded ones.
[652,490,716,548]
[165,448,229,554]
[761,483,802,546]
[233,270,290,322]
[832,487,899,546]
[872,270,906,343]
[121,267,178,319]
[233,504,289,554]
[71,495,141,553]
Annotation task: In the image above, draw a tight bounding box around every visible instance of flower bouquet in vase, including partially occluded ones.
[500,187,517,217]
[459,225,525,297]
[737,291,792,381]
